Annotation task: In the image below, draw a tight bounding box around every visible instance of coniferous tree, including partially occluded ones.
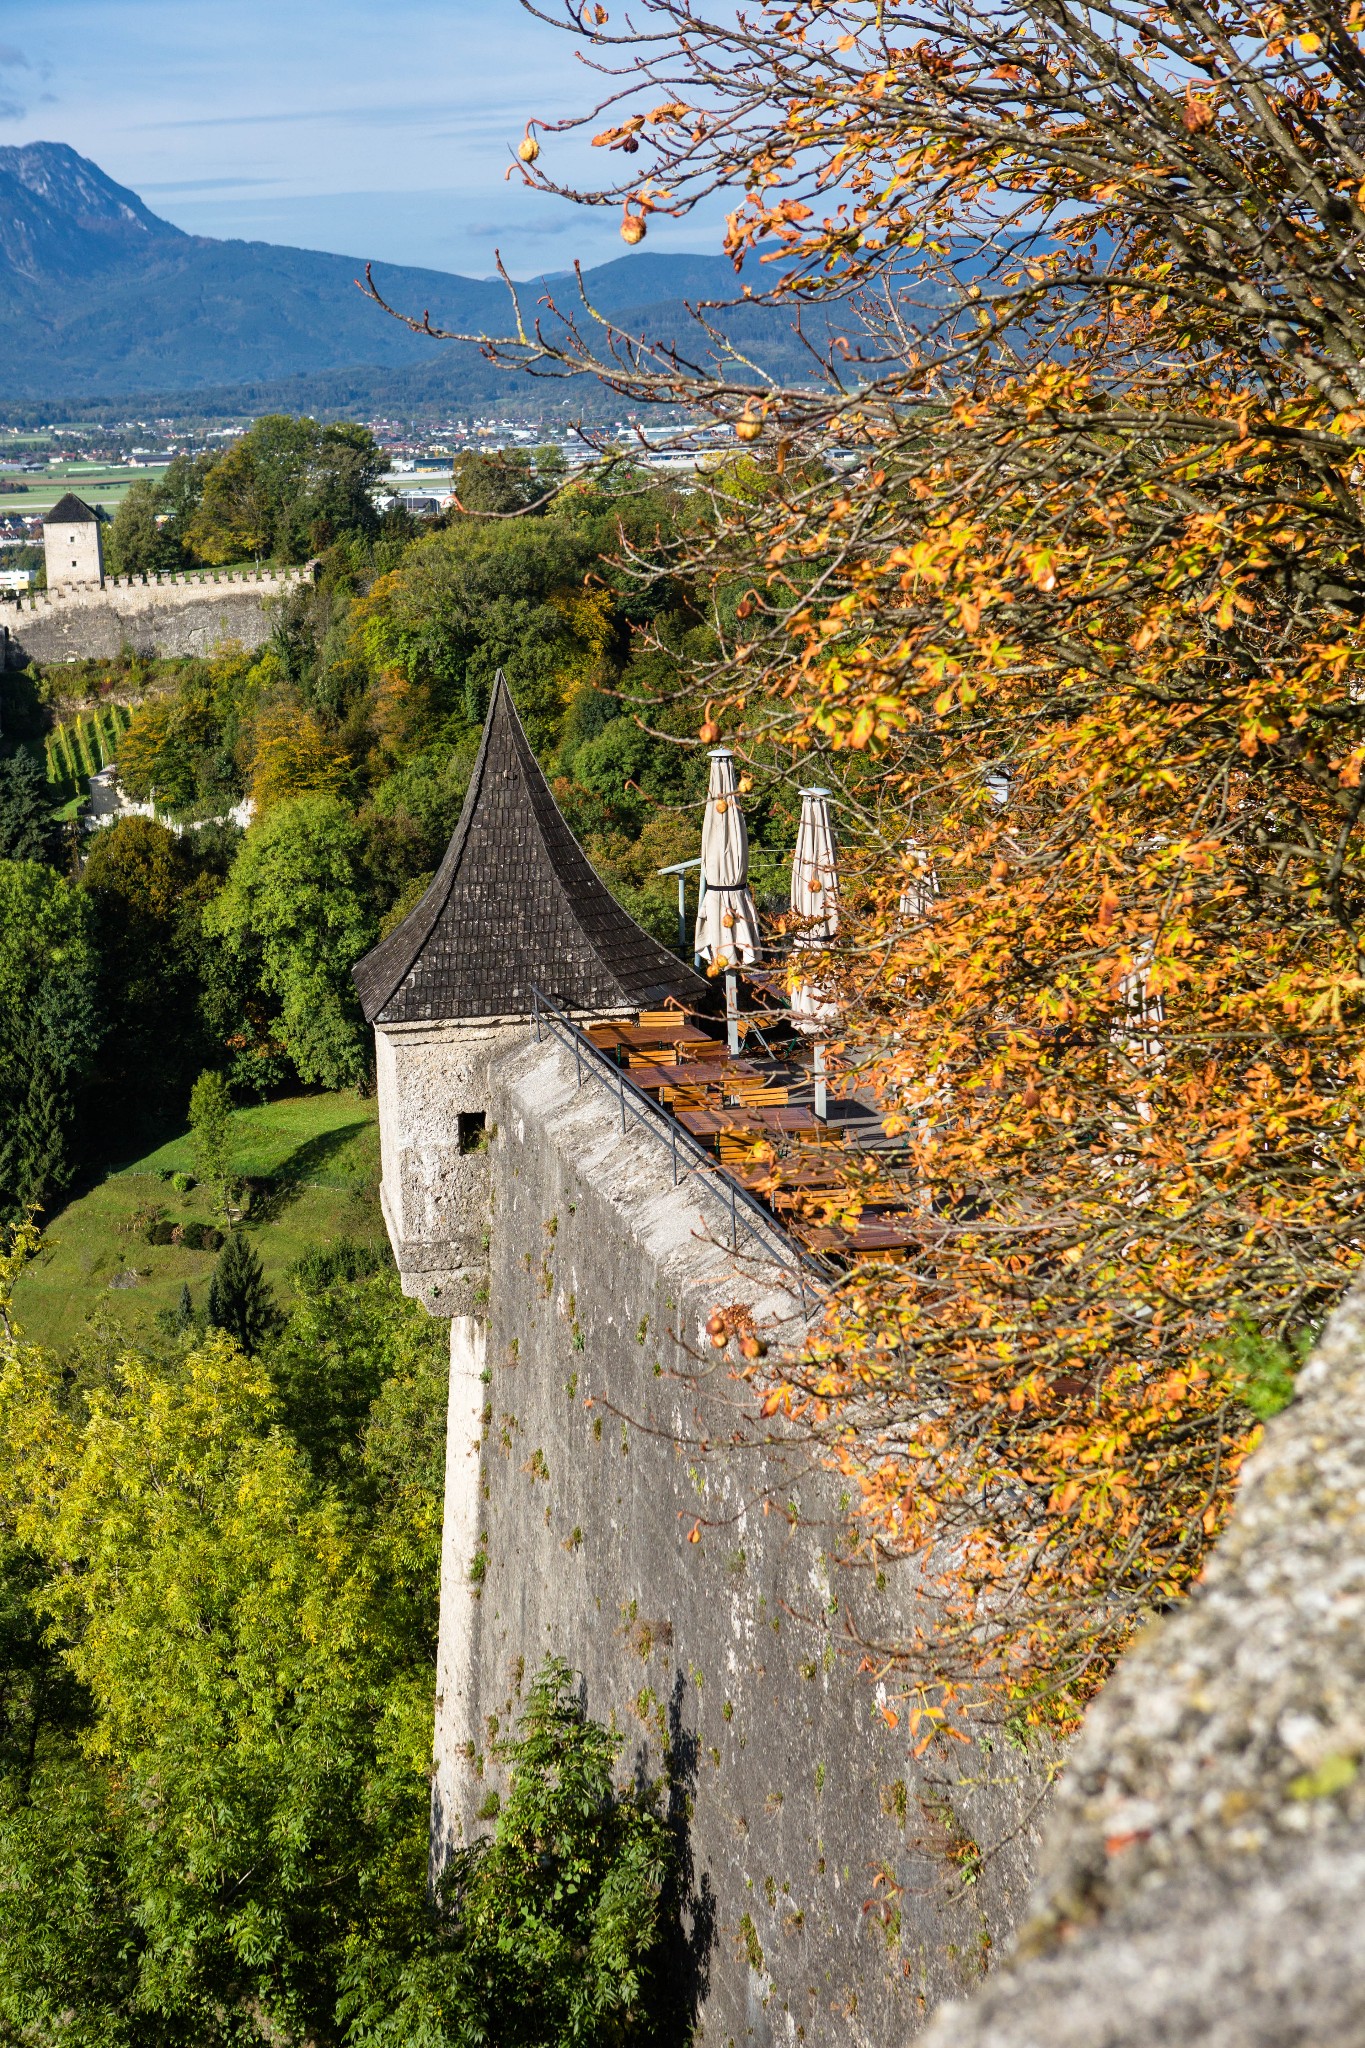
[0,862,100,1223]
[206,1231,278,1353]
[0,755,54,866]
[0,1019,66,1222]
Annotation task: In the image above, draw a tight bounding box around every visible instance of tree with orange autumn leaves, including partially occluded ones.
[383,0,1365,1723]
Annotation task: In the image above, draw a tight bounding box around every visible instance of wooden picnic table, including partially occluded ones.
[676,1105,824,1137]
[626,1058,764,1092]
[587,1021,715,1051]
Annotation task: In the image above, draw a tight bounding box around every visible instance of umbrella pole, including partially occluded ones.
[814,1041,828,1122]
[725,970,740,1054]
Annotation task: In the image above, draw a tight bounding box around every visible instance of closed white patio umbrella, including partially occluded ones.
[899,838,940,920]
[694,749,761,967]
[789,786,839,1029]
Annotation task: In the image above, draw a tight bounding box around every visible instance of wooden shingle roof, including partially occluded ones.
[353,670,708,1027]
[44,493,100,525]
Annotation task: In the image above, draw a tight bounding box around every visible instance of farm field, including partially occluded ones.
[0,465,170,518]
[12,1090,388,1352]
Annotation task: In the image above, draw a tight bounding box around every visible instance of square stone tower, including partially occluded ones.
[43,493,104,590]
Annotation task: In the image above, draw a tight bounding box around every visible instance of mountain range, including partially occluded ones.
[0,144,829,418]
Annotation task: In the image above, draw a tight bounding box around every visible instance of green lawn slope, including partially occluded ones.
[14,1091,388,1352]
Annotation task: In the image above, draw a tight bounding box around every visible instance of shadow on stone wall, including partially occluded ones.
[649,1670,716,2047]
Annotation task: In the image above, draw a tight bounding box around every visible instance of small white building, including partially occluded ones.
[0,568,35,592]
[43,492,105,591]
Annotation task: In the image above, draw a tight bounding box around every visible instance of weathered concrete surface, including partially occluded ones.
[919,1276,1365,2048]
[433,1034,1055,2048]
[1,568,309,665]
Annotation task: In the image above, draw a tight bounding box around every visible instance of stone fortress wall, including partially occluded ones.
[417,1025,1055,2048]
[0,564,313,667]
[358,676,1058,2047]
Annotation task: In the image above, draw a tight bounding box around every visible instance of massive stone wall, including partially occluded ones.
[0,566,311,666]
[431,1032,1056,2048]
[916,1277,1365,2048]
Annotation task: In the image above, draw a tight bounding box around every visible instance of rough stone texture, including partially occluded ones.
[918,1276,1365,2048]
[373,1018,521,1318]
[1,568,309,666]
[353,671,707,1027]
[430,1033,1055,2048]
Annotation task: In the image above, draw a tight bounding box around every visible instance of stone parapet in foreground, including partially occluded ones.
[920,1277,1365,2048]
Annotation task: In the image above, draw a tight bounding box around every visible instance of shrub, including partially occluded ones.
[289,1236,388,1293]
[180,1222,223,1253]
[171,1171,194,1195]
[145,1219,177,1246]
[188,1070,234,1207]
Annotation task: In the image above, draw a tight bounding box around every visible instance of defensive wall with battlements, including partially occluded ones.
[0,564,313,667]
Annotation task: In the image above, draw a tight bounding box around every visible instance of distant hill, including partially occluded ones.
[0,144,836,416]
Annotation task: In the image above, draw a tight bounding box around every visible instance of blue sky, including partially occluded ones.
[0,0,725,276]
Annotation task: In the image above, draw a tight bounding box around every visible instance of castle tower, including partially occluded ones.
[42,492,105,590]
[353,669,706,1314]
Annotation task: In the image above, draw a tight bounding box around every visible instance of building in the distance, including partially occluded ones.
[43,492,104,591]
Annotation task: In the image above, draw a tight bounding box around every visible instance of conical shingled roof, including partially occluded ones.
[353,671,708,1026]
[45,493,99,525]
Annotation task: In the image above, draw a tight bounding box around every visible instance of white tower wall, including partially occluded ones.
[44,516,104,591]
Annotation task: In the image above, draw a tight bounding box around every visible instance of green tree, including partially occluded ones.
[204,794,375,1089]
[104,477,184,578]
[82,818,215,1126]
[206,1230,278,1353]
[0,753,54,865]
[157,451,219,559]
[341,1660,675,2048]
[186,435,276,563]
[0,862,100,1222]
[451,449,541,516]
[188,1069,235,1215]
[187,417,383,566]
[0,1246,436,2047]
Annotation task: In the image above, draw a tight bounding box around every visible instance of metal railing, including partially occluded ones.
[530,986,832,1312]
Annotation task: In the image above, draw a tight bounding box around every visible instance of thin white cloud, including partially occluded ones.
[140,175,283,192]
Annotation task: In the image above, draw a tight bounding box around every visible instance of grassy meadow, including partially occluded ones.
[14,1090,388,1352]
